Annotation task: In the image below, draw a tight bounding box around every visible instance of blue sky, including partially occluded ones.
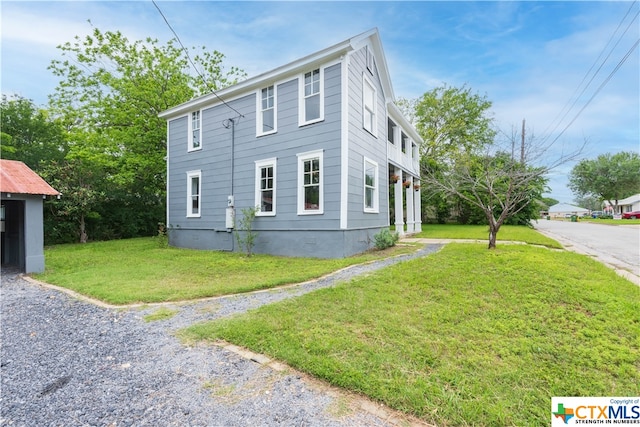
[2,1,638,203]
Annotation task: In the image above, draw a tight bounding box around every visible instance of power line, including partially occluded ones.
[540,1,639,144]
[151,0,244,119]
[547,37,639,147]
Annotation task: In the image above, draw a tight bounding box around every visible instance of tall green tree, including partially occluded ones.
[569,152,640,211]
[46,27,246,242]
[0,95,68,169]
[411,84,496,161]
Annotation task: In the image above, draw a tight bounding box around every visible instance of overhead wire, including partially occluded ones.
[151,0,244,119]
[540,1,639,145]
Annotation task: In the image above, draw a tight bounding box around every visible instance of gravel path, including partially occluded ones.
[1,244,441,426]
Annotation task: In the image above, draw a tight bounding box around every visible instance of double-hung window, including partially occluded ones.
[188,111,201,151]
[257,85,276,135]
[363,76,376,135]
[363,158,378,213]
[297,150,323,215]
[299,68,324,125]
[255,158,276,216]
[186,170,201,217]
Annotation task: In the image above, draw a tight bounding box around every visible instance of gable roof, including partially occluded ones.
[159,28,396,121]
[0,160,60,196]
[548,203,589,213]
[603,193,640,206]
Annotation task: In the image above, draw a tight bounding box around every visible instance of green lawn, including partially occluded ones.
[579,218,640,225]
[415,224,562,248]
[36,237,420,304]
[183,243,640,426]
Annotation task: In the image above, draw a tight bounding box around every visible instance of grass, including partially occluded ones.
[415,224,563,248]
[182,243,640,426]
[578,218,640,225]
[143,307,179,322]
[36,237,420,305]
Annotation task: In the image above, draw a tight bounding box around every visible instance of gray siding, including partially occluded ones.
[167,62,351,255]
[345,47,389,230]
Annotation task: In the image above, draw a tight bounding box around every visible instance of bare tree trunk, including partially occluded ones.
[487,215,500,249]
[79,214,88,243]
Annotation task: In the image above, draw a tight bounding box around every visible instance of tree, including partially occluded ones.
[573,195,602,211]
[411,84,496,161]
[46,27,246,241]
[423,150,549,248]
[0,95,68,170]
[568,152,640,212]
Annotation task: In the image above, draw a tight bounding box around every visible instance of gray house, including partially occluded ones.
[0,159,60,273]
[159,28,422,258]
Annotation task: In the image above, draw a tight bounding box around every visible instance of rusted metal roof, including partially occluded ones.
[0,160,60,196]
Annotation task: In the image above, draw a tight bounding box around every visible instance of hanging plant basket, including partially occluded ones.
[414,184,421,191]
[403,181,411,188]
[390,174,400,183]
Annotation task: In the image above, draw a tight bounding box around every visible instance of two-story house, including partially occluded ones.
[159,28,422,258]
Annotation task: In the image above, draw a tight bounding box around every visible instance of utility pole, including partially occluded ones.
[521,118,525,164]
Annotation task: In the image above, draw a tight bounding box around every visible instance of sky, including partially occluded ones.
[1,1,639,203]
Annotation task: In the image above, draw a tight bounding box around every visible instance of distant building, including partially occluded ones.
[603,194,640,214]
[548,203,589,218]
[0,160,60,273]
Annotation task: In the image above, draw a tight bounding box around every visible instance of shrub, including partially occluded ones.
[373,229,399,250]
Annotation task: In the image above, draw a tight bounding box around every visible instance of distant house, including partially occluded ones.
[548,203,589,218]
[159,29,422,258]
[603,194,640,214]
[0,160,60,273]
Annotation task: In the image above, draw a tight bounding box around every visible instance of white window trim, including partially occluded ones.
[363,157,379,213]
[186,170,202,218]
[366,46,374,74]
[256,85,277,136]
[255,158,277,217]
[187,110,202,152]
[362,75,377,137]
[298,68,324,126]
[297,149,324,215]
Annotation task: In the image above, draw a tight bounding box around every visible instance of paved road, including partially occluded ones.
[533,219,640,282]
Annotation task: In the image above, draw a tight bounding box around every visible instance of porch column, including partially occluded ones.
[414,180,422,233]
[405,176,415,234]
[394,166,405,236]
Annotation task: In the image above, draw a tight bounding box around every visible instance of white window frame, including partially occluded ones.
[187,110,202,152]
[362,75,377,136]
[297,149,324,215]
[255,158,277,216]
[186,170,202,218]
[363,157,379,213]
[256,85,277,136]
[298,68,324,126]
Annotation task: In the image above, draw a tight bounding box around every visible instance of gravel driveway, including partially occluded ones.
[1,244,441,427]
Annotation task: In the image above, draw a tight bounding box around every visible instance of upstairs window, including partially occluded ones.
[188,111,201,151]
[401,132,408,154]
[186,170,201,217]
[388,118,396,144]
[257,85,277,136]
[297,150,323,214]
[364,158,379,213]
[299,68,324,125]
[363,76,376,135]
[366,46,374,74]
[255,158,276,216]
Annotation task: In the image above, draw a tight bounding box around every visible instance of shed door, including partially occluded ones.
[1,200,25,272]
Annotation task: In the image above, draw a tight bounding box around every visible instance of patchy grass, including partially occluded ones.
[415,224,562,248]
[143,307,179,323]
[183,244,640,426]
[36,237,420,305]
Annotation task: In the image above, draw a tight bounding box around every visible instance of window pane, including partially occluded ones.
[365,188,373,208]
[261,190,273,212]
[305,186,319,210]
[263,109,274,132]
[305,95,320,121]
[191,177,199,195]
